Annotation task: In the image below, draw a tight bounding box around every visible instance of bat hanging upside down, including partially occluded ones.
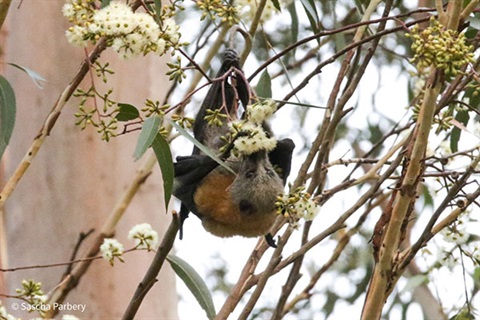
[173,49,294,242]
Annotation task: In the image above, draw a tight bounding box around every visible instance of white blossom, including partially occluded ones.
[247,99,277,124]
[63,0,183,58]
[100,238,124,265]
[163,19,180,43]
[92,3,137,36]
[441,227,468,244]
[302,198,320,221]
[65,25,89,47]
[32,294,48,304]
[155,38,167,55]
[62,315,80,320]
[233,123,277,156]
[136,13,160,40]
[128,223,159,251]
[62,3,76,19]
[437,250,457,269]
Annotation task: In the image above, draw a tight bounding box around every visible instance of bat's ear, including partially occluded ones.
[269,138,295,185]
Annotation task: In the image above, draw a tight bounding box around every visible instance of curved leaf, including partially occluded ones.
[271,0,281,11]
[256,69,272,99]
[100,0,111,8]
[7,63,47,89]
[116,103,140,122]
[287,2,299,50]
[168,119,234,174]
[133,115,161,160]
[0,75,16,161]
[300,0,320,35]
[151,133,173,208]
[450,109,469,153]
[166,254,216,320]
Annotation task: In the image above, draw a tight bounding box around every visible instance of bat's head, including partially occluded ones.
[230,151,284,215]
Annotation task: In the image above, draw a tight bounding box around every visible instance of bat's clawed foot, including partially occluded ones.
[265,233,277,248]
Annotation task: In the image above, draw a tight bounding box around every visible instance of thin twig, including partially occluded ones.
[63,229,95,277]
[122,214,179,320]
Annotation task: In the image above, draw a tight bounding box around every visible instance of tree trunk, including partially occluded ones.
[1,2,178,318]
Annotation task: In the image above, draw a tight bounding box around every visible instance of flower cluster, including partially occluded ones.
[100,238,125,266]
[246,99,277,124]
[440,216,468,244]
[222,99,278,156]
[407,17,475,75]
[128,223,159,251]
[100,223,160,265]
[235,0,293,23]
[197,0,238,25]
[63,0,183,59]
[276,186,320,228]
[229,121,277,156]
[15,279,48,311]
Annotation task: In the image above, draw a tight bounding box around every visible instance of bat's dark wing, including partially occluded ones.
[173,155,219,238]
[193,49,249,149]
[269,138,295,185]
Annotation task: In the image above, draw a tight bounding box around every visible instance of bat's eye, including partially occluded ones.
[265,167,275,176]
[245,170,255,178]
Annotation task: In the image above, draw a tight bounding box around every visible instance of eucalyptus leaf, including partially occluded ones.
[151,133,173,209]
[0,75,16,161]
[154,0,162,24]
[450,109,469,153]
[168,119,234,174]
[256,69,272,99]
[287,2,299,50]
[133,115,161,160]
[300,0,320,35]
[101,0,111,8]
[116,103,140,122]
[7,63,47,89]
[271,0,281,11]
[167,255,216,320]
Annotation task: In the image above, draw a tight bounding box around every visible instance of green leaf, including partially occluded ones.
[300,0,320,35]
[133,115,161,161]
[273,99,326,109]
[450,109,469,153]
[168,119,235,174]
[466,87,480,109]
[166,255,216,320]
[151,133,173,208]
[100,0,111,8]
[287,2,299,50]
[7,63,47,89]
[116,103,140,122]
[256,69,272,99]
[449,308,476,320]
[271,0,281,11]
[154,0,162,24]
[422,184,434,209]
[0,75,16,161]
[473,267,480,281]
